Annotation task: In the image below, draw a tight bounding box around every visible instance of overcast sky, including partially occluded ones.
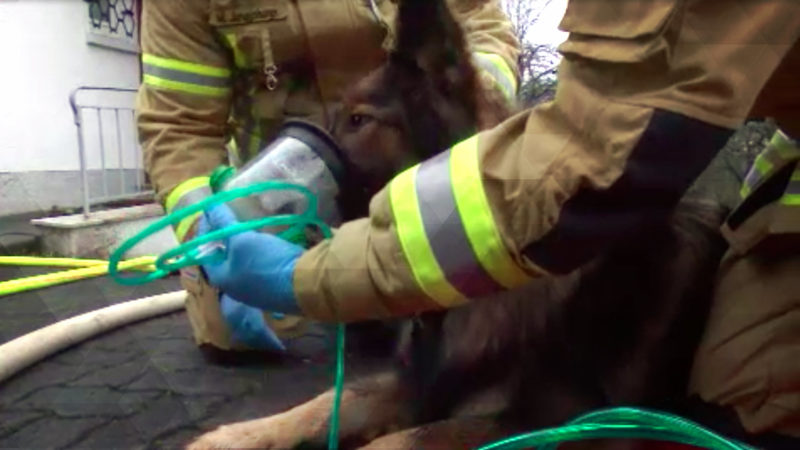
[527,0,569,47]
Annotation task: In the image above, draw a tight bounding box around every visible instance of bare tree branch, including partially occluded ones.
[500,0,561,105]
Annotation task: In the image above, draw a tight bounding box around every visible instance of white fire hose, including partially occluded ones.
[0,290,186,384]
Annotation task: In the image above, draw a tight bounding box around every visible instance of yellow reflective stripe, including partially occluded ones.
[143,74,230,97]
[741,130,800,199]
[773,128,800,160]
[474,52,518,100]
[450,136,530,289]
[142,53,231,78]
[780,166,800,206]
[223,33,247,68]
[781,195,800,206]
[739,183,751,199]
[175,211,203,242]
[390,166,467,307]
[166,177,211,213]
[740,153,774,199]
[753,153,774,177]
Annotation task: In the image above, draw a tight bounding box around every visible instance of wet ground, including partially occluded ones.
[0,266,386,449]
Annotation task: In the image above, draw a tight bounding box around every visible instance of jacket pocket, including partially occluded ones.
[557,0,681,63]
[209,0,289,71]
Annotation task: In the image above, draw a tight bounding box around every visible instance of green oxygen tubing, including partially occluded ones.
[477,407,756,449]
[107,181,327,285]
[107,181,346,450]
[108,182,753,450]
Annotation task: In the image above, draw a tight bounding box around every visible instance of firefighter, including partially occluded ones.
[136,0,521,362]
[687,38,800,443]
[196,0,800,440]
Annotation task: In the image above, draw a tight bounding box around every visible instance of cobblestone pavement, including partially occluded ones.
[0,266,389,449]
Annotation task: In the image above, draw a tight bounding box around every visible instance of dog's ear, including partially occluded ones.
[390,0,483,154]
[393,0,474,83]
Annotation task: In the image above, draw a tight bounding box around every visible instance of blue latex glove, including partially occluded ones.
[220,293,286,352]
[197,203,304,315]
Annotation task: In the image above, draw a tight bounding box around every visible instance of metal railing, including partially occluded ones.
[70,86,153,216]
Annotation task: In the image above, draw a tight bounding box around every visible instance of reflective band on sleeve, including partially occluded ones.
[389,135,531,306]
[142,53,231,97]
[143,74,229,97]
[143,65,229,89]
[142,54,231,77]
[416,152,504,297]
[780,167,800,206]
[169,185,213,215]
[449,136,531,289]
[165,177,212,214]
[741,129,800,199]
[174,211,203,243]
[740,153,774,198]
[390,166,467,307]
[165,177,213,243]
[473,52,518,101]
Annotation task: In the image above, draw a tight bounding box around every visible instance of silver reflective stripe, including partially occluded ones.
[171,185,213,214]
[743,167,761,190]
[415,151,503,297]
[473,53,515,101]
[142,64,230,88]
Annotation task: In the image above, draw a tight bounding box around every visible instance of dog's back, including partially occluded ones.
[400,194,729,436]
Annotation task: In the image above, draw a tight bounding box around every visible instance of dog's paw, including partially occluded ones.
[186,420,296,450]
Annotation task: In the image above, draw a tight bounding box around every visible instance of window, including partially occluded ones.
[84,0,139,54]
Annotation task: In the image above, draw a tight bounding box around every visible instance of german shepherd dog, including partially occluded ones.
[188,0,734,448]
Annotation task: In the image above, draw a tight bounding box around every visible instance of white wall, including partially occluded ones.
[0,0,141,173]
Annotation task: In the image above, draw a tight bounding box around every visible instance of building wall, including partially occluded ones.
[0,0,141,216]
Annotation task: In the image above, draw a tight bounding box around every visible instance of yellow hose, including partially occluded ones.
[0,256,156,271]
[0,256,158,297]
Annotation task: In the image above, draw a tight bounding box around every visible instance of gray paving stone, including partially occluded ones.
[175,394,230,422]
[0,361,98,408]
[20,385,129,418]
[124,392,197,440]
[124,367,172,392]
[0,410,47,438]
[68,359,151,388]
[0,417,108,450]
[116,390,164,416]
[157,369,261,398]
[68,418,148,450]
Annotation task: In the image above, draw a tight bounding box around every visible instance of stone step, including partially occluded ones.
[31,204,178,260]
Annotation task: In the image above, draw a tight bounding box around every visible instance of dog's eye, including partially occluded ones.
[349,114,367,127]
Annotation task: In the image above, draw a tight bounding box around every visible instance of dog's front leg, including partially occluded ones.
[187,372,409,450]
[357,416,507,450]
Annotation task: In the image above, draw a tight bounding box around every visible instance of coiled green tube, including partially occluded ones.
[108,181,323,285]
[478,407,755,450]
[108,182,345,450]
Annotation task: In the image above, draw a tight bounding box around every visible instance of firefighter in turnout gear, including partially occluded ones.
[194,0,800,440]
[136,0,521,361]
